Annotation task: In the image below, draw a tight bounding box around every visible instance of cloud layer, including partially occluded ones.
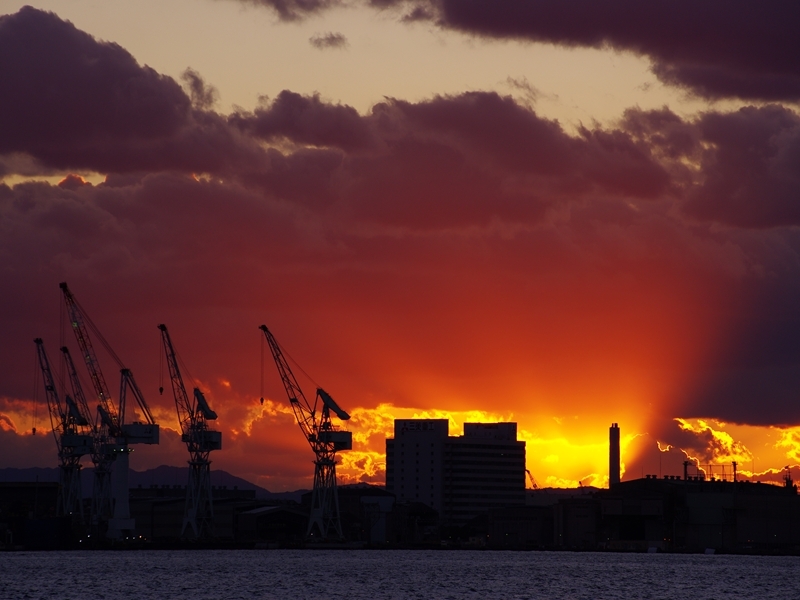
[242,0,800,102]
[424,0,800,101]
[3,7,800,488]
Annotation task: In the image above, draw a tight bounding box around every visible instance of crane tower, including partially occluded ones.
[158,324,222,539]
[60,282,159,538]
[60,345,109,524]
[33,339,94,519]
[259,325,352,541]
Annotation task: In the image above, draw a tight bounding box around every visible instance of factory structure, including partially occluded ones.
[2,282,800,552]
[489,423,800,553]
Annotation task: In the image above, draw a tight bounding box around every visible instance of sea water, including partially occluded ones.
[1,549,798,599]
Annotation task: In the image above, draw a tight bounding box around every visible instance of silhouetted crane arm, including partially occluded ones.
[61,282,156,428]
[59,282,121,435]
[61,346,93,429]
[259,325,318,446]
[158,324,194,435]
[34,339,66,453]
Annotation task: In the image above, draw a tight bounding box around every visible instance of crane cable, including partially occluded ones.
[158,333,164,395]
[158,328,200,395]
[279,339,322,391]
[58,291,65,396]
[70,293,126,369]
[65,350,97,415]
[260,334,264,405]
[175,345,198,392]
[31,347,39,435]
[260,329,323,403]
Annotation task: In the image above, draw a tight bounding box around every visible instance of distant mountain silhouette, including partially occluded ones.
[0,466,307,502]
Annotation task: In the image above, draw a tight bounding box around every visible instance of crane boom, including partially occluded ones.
[259,325,318,445]
[59,282,120,435]
[34,339,67,455]
[158,324,194,435]
[61,346,94,430]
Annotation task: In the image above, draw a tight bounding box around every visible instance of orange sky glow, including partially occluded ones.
[2,2,800,492]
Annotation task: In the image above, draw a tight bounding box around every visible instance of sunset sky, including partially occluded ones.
[2,1,800,492]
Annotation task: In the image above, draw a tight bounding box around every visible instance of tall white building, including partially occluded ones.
[385,419,526,524]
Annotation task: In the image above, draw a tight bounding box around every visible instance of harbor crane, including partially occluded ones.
[158,324,222,539]
[33,339,93,519]
[60,282,159,538]
[259,325,352,540]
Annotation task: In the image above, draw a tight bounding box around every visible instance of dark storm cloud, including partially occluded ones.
[238,0,342,21]
[346,136,543,228]
[355,92,671,225]
[0,7,265,175]
[422,0,800,102]
[245,146,345,209]
[615,106,800,424]
[0,8,188,151]
[228,89,672,225]
[0,9,705,229]
[309,32,348,50]
[677,231,800,426]
[265,0,800,102]
[620,105,800,229]
[230,91,376,152]
[686,106,800,228]
[0,6,795,233]
[241,0,800,100]
[181,68,219,110]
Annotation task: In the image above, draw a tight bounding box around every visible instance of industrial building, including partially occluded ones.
[385,419,526,525]
[487,474,800,552]
[486,423,800,552]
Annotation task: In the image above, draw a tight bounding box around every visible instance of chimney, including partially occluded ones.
[609,423,620,488]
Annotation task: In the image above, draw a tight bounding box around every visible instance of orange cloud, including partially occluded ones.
[777,429,800,464]
[0,413,17,433]
[674,418,754,465]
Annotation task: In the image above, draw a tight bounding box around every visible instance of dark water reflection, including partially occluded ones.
[1,549,798,599]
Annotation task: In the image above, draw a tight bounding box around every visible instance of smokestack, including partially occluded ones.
[609,423,620,488]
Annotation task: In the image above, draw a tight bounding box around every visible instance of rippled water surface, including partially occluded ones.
[2,550,799,599]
